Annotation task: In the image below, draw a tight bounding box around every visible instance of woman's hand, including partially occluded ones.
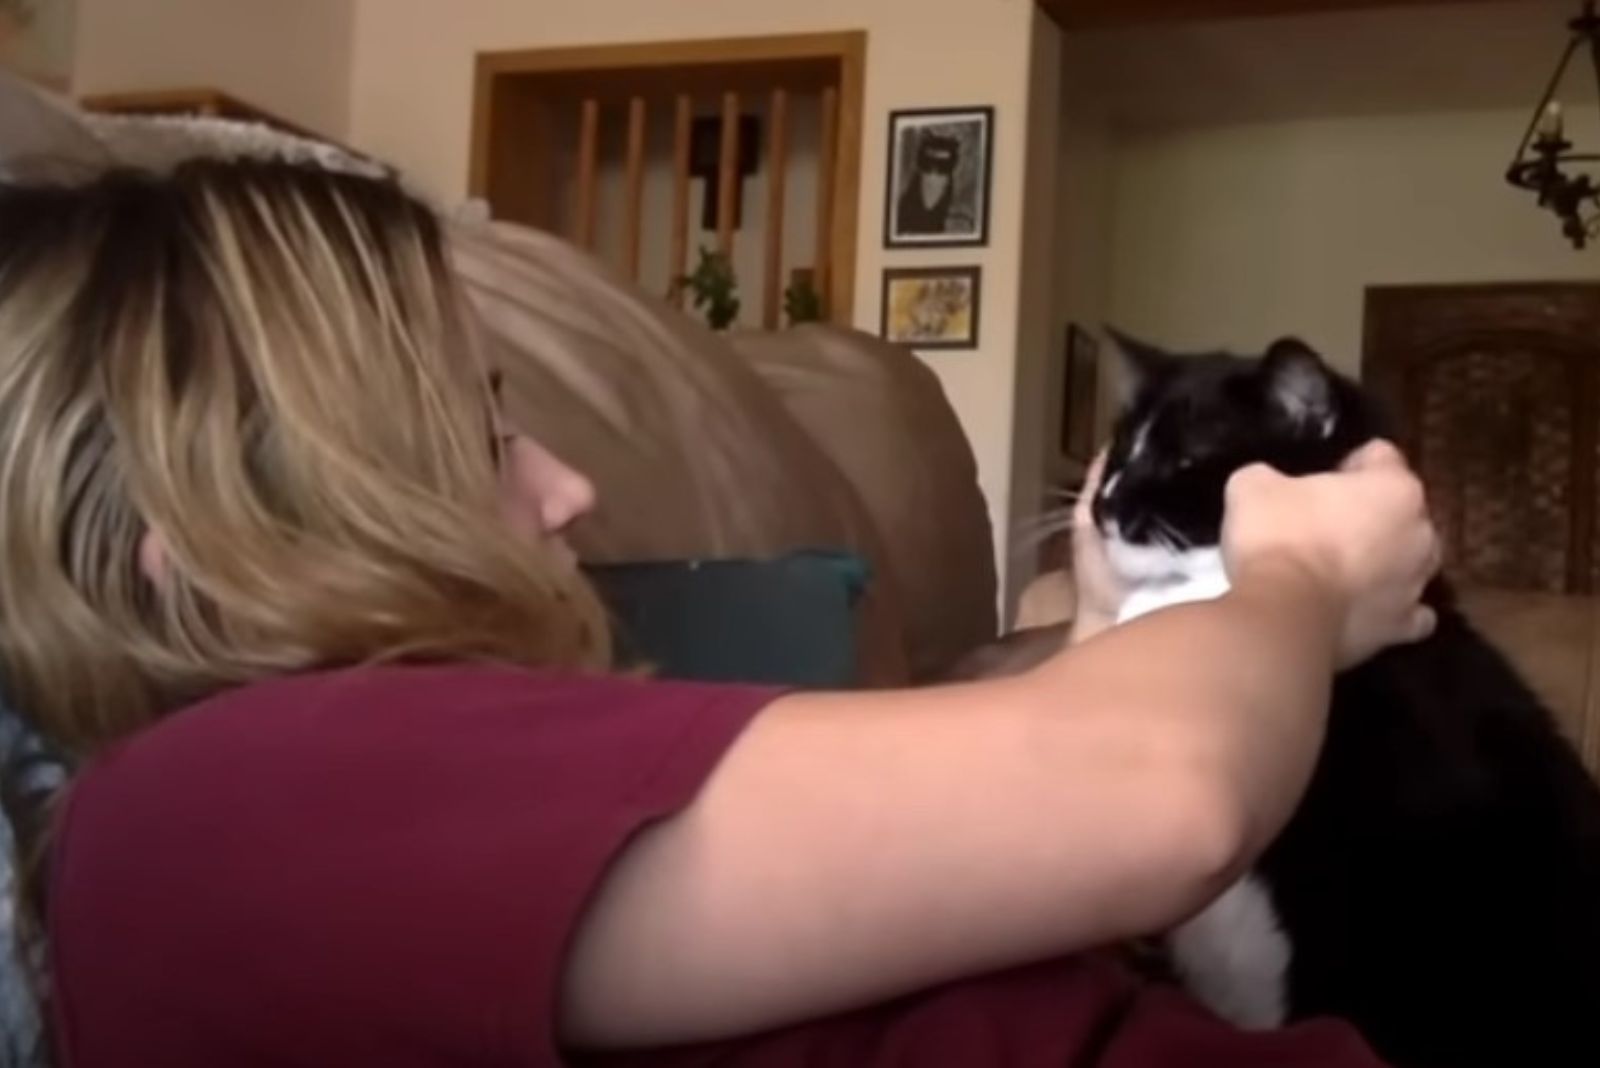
[1069,451,1125,644]
[1222,440,1440,667]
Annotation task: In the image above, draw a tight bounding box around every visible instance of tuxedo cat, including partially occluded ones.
[1094,332,1600,1068]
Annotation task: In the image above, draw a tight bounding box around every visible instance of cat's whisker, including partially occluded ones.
[1155,518,1194,552]
[1009,517,1076,554]
[1012,509,1075,533]
[1013,516,1074,543]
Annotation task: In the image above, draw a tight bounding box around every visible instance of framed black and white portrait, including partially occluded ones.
[884,106,993,249]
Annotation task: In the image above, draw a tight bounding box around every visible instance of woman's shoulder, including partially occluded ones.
[64,667,783,839]
[176,662,735,722]
[95,664,774,777]
[50,666,784,1065]
[53,665,783,922]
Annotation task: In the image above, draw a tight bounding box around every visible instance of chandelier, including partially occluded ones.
[1508,0,1600,249]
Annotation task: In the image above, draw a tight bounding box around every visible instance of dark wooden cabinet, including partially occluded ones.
[1363,283,1600,594]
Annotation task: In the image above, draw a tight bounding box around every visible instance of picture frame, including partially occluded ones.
[883,106,994,249]
[880,266,982,351]
[1060,324,1101,463]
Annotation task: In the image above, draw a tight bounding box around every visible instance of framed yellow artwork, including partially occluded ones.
[880,265,981,351]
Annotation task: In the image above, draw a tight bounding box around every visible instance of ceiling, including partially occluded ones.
[1043,0,1515,29]
[1063,0,1586,128]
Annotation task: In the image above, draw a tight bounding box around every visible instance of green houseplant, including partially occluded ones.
[677,246,741,332]
[783,271,824,327]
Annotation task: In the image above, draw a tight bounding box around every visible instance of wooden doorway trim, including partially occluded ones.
[469,32,865,324]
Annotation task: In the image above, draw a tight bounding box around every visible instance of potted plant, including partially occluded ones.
[783,269,824,327]
[676,246,741,332]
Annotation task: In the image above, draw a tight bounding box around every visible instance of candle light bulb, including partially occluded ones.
[1539,100,1566,141]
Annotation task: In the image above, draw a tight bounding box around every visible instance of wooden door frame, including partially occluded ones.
[469,31,866,323]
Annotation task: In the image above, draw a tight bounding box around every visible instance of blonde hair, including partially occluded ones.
[0,160,610,755]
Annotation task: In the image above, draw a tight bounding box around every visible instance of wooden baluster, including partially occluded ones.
[623,95,647,282]
[814,86,839,317]
[762,88,790,330]
[717,90,740,257]
[670,93,692,305]
[575,97,601,251]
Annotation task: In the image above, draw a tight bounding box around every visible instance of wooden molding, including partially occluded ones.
[574,97,601,250]
[623,95,648,280]
[669,94,693,304]
[477,31,870,77]
[716,90,740,256]
[829,33,865,326]
[814,86,839,315]
[469,30,865,325]
[762,87,790,329]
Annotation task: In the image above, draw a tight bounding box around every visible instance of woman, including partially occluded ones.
[0,160,1437,1067]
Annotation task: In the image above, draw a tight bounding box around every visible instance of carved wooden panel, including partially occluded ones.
[1363,284,1600,595]
[1042,0,1498,29]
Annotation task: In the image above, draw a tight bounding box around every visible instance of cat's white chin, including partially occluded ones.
[1103,526,1231,624]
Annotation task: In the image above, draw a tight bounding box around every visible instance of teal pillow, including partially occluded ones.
[584,551,871,688]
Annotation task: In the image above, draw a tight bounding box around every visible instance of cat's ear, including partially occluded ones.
[1104,326,1171,406]
[1262,337,1334,430]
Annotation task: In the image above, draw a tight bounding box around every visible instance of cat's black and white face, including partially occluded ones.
[1093,332,1383,614]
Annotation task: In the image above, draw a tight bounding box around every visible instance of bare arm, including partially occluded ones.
[560,444,1438,1050]
[559,573,1336,1049]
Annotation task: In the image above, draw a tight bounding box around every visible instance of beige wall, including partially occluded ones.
[72,0,355,138]
[1052,39,1116,463]
[348,0,1048,596]
[1004,9,1061,614]
[1105,108,1599,375]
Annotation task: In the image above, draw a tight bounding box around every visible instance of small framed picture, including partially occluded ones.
[884,106,993,249]
[1061,324,1101,462]
[881,266,982,351]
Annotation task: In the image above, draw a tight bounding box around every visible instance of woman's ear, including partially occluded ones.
[137,528,170,586]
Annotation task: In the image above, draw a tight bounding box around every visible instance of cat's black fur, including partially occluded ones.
[1096,331,1600,1068]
